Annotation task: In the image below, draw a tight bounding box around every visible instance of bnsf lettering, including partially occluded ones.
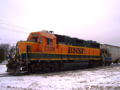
[44,46,55,51]
[68,47,84,54]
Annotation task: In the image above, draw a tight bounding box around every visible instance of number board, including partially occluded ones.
[32,34,38,37]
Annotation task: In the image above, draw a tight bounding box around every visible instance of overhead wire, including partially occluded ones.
[0,26,29,34]
[0,28,27,44]
[0,20,38,43]
[0,20,37,32]
[0,38,18,42]
[0,26,29,43]
[0,20,37,34]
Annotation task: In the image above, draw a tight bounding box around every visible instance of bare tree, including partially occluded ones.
[10,46,16,58]
[0,43,10,60]
[0,48,4,63]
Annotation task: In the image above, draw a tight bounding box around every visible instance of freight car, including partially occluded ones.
[100,44,120,64]
[6,30,111,75]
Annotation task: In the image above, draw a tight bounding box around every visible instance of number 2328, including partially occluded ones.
[44,46,55,51]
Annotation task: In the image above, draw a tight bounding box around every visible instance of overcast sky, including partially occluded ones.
[0,0,120,46]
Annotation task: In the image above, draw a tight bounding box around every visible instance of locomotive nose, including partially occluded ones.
[6,59,20,75]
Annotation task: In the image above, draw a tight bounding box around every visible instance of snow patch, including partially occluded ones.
[0,65,120,90]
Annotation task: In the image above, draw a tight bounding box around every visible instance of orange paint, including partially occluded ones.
[17,31,100,58]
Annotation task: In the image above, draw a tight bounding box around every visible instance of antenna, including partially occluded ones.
[49,31,54,34]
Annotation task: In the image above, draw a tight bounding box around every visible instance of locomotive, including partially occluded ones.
[6,30,111,75]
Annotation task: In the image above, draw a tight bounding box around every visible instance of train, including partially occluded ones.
[100,44,120,63]
[6,30,112,75]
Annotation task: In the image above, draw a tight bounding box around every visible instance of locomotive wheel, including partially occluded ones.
[89,61,95,68]
[30,63,36,73]
[92,61,95,68]
[35,63,41,73]
[59,63,64,71]
[94,61,98,67]
[53,62,59,72]
[49,62,59,72]
[89,60,93,68]
[28,65,32,74]
[41,63,50,73]
[90,61,97,68]
[97,61,101,66]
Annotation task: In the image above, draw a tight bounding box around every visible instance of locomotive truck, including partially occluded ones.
[6,30,111,75]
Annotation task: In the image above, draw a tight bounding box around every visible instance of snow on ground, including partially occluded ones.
[0,64,120,90]
[1,60,8,64]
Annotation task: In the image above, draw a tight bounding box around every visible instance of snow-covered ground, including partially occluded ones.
[1,60,8,64]
[0,64,120,90]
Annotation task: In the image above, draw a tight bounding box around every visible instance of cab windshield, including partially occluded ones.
[32,38,38,42]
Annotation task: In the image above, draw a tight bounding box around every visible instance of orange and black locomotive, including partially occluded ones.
[6,30,111,75]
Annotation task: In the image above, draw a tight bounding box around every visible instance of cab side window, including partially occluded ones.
[32,38,34,42]
[47,38,53,45]
[32,38,38,42]
[50,39,53,44]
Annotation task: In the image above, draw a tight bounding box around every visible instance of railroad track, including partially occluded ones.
[0,74,12,77]
[0,73,30,77]
[0,63,120,77]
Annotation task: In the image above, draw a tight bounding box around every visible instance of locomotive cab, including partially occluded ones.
[26,30,56,52]
[7,30,57,75]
